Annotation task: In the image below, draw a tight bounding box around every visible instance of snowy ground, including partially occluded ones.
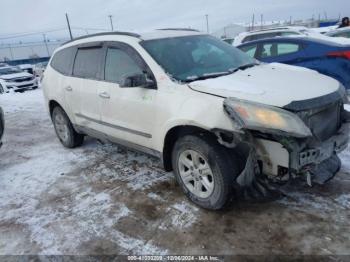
[0,89,350,255]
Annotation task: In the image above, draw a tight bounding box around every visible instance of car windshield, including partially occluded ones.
[0,67,22,75]
[141,35,257,83]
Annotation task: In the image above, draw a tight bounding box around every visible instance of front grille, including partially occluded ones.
[13,77,33,83]
[17,84,33,88]
[297,101,342,141]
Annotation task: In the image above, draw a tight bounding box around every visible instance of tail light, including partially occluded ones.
[328,50,350,60]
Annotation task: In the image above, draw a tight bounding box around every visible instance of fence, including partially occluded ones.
[0,40,68,62]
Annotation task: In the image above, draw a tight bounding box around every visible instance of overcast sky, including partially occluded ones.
[0,0,349,44]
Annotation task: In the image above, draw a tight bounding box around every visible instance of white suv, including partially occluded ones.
[0,66,38,93]
[42,30,349,210]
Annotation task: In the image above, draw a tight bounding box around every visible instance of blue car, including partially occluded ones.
[237,36,350,90]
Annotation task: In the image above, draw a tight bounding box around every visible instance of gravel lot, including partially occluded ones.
[0,89,350,255]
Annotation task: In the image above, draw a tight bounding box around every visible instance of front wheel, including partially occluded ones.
[172,135,241,210]
[52,106,84,148]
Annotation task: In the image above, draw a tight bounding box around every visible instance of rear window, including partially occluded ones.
[51,47,76,75]
[73,47,103,79]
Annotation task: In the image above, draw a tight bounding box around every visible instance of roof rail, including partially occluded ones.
[249,27,291,33]
[157,28,200,32]
[62,31,141,46]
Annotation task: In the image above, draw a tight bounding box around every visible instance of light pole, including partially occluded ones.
[205,14,209,33]
[65,13,73,40]
[109,15,114,31]
[43,34,50,57]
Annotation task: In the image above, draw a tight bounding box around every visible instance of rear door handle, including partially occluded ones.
[65,86,73,91]
[99,92,110,99]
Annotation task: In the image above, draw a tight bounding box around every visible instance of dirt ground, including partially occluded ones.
[0,89,350,256]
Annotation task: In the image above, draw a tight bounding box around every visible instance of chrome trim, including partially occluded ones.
[75,113,152,138]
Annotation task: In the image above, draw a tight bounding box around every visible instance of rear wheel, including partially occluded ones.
[52,106,84,148]
[172,135,241,210]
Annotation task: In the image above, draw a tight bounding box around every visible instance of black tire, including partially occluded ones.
[172,134,241,210]
[52,106,84,148]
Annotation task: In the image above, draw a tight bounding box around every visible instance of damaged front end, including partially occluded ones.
[221,86,350,198]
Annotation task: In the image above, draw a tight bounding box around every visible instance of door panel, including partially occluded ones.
[98,44,157,148]
[71,45,104,132]
[98,83,156,147]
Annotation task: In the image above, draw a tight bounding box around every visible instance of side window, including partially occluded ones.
[51,47,76,75]
[255,32,278,41]
[277,43,301,55]
[73,47,102,79]
[261,43,301,58]
[239,44,258,58]
[281,32,300,36]
[336,32,350,38]
[104,48,143,84]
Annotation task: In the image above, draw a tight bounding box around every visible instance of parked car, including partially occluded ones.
[308,25,338,35]
[0,66,38,92]
[34,61,48,78]
[326,27,350,38]
[233,27,309,46]
[0,106,4,148]
[43,30,349,210]
[18,64,35,75]
[237,36,350,90]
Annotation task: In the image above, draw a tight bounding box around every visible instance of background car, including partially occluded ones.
[326,27,350,38]
[34,61,48,78]
[0,106,4,148]
[233,26,309,46]
[18,64,35,75]
[0,66,38,93]
[237,36,350,90]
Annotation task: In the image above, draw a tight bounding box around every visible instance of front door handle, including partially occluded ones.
[99,92,110,99]
[65,86,73,92]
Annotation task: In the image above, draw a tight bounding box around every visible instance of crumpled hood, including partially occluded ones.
[0,72,33,81]
[189,63,340,108]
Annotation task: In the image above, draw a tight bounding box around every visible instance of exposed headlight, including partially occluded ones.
[224,98,312,138]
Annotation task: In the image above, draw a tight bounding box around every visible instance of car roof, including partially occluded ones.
[238,27,304,37]
[326,27,350,35]
[237,35,349,47]
[61,29,204,46]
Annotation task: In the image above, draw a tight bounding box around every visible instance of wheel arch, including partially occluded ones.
[162,125,217,172]
[48,100,63,117]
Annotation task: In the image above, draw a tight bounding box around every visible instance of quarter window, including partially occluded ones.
[73,47,102,79]
[104,48,143,84]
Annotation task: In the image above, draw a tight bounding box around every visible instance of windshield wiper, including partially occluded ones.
[184,63,259,83]
[185,71,232,83]
[230,63,259,73]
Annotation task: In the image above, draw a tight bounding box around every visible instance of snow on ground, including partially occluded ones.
[0,89,350,255]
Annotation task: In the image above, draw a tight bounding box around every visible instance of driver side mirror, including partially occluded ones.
[120,73,156,89]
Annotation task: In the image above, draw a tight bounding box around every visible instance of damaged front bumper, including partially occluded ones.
[255,122,349,185]
[222,93,350,187]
